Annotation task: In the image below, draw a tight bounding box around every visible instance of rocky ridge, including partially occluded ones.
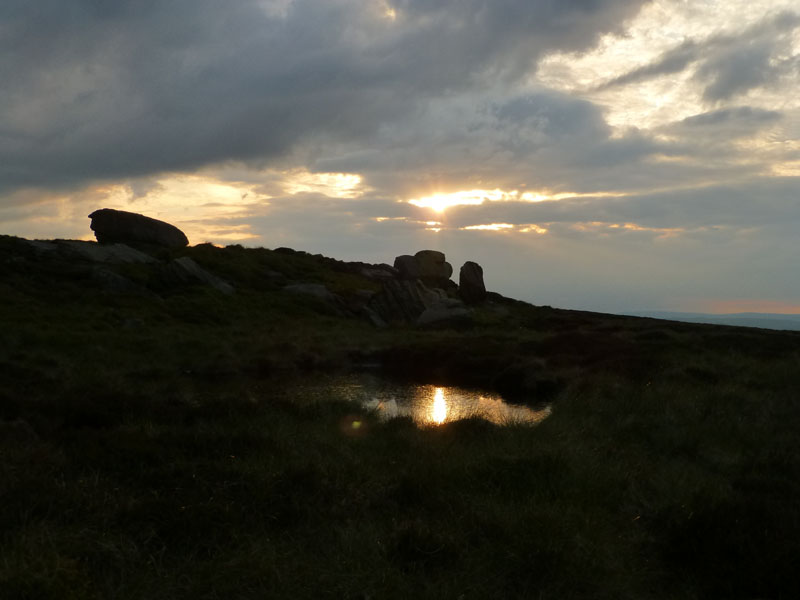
[2,209,491,328]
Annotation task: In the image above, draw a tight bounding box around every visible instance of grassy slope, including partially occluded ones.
[1,235,799,599]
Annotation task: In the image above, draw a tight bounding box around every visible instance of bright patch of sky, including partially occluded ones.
[538,0,800,128]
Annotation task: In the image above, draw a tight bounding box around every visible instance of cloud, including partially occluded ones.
[662,106,783,141]
[0,0,650,195]
[314,89,688,198]
[434,177,800,233]
[678,106,782,128]
[595,10,800,102]
[594,40,700,90]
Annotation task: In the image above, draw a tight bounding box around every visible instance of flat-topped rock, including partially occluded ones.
[89,208,189,248]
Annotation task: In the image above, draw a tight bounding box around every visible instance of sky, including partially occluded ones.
[1,0,799,313]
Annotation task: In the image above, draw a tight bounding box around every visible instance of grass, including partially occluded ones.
[1,234,799,598]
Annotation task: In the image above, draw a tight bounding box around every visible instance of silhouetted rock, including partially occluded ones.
[359,265,399,281]
[164,257,235,295]
[88,208,189,248]
[367,278,472,327]
[414,250,453,287]
[394,255,421,280]
[459,261,486,304]
[392,250,454,288]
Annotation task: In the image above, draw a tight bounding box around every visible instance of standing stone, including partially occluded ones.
[88,208,189,248]
[459,261,486,304]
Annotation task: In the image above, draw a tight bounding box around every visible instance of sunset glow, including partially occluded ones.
[408,188,631,214]
[408,189,504,212]
[463,223,514,232]
[282,171,363,198]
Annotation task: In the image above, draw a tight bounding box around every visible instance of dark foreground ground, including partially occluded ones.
[1,235,799,599]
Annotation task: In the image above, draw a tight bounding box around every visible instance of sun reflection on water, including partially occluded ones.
[431,387,447,424]
[283,376,551,428]
[366,383,550,427]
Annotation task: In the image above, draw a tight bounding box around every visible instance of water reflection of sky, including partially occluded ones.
[362,383,550,426]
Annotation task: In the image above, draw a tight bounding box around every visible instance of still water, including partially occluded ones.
[284,374,551,427]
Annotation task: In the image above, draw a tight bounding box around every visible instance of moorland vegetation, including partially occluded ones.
[1,233,798,599]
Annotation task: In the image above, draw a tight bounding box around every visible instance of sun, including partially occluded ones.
[408,189,506,213]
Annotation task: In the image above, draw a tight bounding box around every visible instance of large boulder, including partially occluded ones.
[414,250,453,287]
[459,261,486,304]
[88,208,189,248]
[392,250,454,288]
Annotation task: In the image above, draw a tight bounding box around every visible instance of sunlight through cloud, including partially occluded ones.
[408,189,629,213]
[282,171,363,198]
[463,223,515,232]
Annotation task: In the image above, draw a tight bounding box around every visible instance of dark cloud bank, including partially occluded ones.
[0,0,650,193]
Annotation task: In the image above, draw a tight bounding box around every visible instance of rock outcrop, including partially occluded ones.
[163,257,235,295]
[394,255,421,280]
[459,261,486,305]
[368,279,473,327]
[414,250,453,288]
[393,251,453,288]
[359,265,399,282]
[368,279,446,323]
[89,208,189,248]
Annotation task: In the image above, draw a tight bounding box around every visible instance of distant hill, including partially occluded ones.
[621,310,800,331]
